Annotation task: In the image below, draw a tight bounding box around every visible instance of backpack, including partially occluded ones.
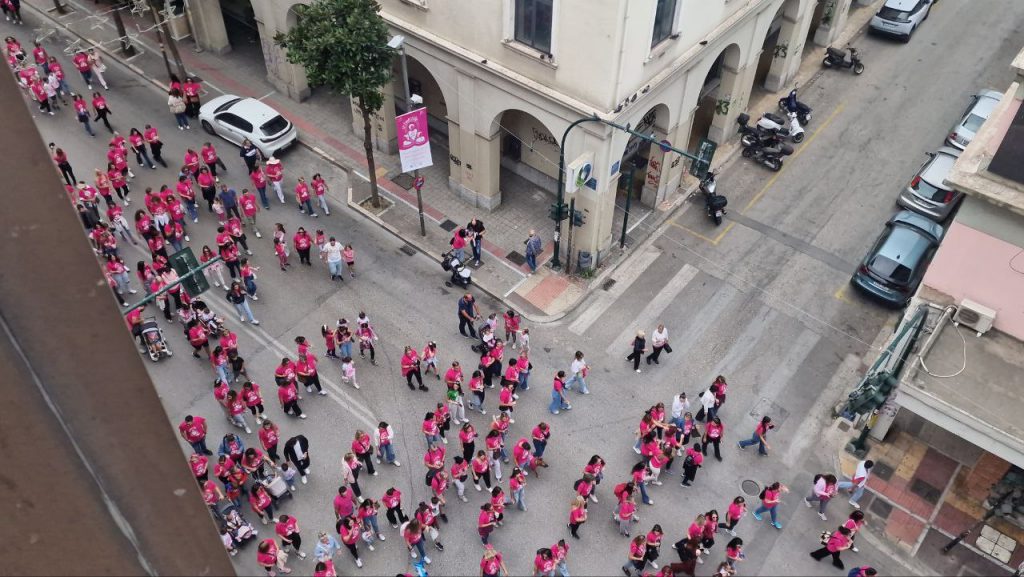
[573,478,584,492]
[759,487,767,500]
[684,454,696,468]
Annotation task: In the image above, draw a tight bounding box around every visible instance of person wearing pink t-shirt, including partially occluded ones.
[256,538,289,576]
[294,177,317,217]
[311,173,330,215]
[265,157,285,203]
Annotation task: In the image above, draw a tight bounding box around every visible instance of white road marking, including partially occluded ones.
[568,246,662,335]
[604,264,699,355]
[782,353,862,468]
[205,299,380,429]
[256,91,276,101]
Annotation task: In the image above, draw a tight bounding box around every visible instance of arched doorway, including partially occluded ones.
[688,43,742,150]
[495,109,560,197]
[392,54,451,188]
[754,0,804,95]
[218,0,266,68]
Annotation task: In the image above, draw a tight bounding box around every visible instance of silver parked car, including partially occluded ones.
[199,95,298,159]
[946,90,1002,150]
[897,147,963,222]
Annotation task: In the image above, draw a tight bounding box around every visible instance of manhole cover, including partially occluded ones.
[741,480,761,496]
[399,244,417,256]
[439,219,458,232]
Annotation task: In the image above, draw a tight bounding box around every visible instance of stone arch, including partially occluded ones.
[687,42,742,149]
[490,108,563,198]
[616,103,672,208]
[753,0,808,93]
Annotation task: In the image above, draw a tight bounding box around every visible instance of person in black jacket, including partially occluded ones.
[625,330,647,373]
[284,434,311,485]
[226,281,259,325]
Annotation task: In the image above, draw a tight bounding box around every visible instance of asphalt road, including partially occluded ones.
[14,1,1024,575]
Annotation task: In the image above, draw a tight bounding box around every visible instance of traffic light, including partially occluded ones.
[572,209,586,227]
[549,202,569,222]
[169,247,210,297]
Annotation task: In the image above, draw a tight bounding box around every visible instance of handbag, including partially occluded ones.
[695,406,706,421]
[819,530,831,545]
[663,342,673,354]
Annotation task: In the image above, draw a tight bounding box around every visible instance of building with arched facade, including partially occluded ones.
[183,0,872,262]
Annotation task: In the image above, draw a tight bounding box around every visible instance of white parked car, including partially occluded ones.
[199,95,298,158]
[869,0,933,42]
[946,89,1002,151]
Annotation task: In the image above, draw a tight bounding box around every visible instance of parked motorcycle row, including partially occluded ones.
[702,44,866,225]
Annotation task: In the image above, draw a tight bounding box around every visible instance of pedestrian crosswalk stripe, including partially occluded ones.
[604,264,699,355]
[568,246,662,335]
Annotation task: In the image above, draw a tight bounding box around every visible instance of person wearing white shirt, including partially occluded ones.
[646,324,670,365]
[671,392,691,428]
[837,459,874,508]
[324,237,344,280]
[699,389,717,422]
[566,351,590,394]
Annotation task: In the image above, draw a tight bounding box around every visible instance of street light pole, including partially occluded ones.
[395,41,426,237]
[147,0,187,81]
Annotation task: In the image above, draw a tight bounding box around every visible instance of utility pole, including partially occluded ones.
[394,37,426,237]
[147,0,187,82]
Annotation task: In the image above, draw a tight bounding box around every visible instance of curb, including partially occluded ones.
[344,184,519,315]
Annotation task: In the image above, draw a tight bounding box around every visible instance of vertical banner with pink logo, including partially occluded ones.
[396,108,433,173]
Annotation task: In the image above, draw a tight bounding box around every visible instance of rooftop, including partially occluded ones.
[944,46,1024,216]
[896,311,1024,469]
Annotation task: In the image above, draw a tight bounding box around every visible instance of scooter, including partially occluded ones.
[757,111,805,143]
[778,89,812,126]
[741,139,793,172]
[822,45,865,75]
[699,170,728,226]
[737,113,780,149]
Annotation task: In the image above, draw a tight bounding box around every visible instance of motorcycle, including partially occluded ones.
[778,89,812,126]
[699,170,728,226]
[757,111,805,143]
[822,45,865,75]
[741,138,793,172]
[737,113,780,149]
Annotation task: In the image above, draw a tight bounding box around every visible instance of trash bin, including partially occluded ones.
[577,251,592,272]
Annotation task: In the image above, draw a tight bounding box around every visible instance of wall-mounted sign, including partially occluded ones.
[396,108,433,173]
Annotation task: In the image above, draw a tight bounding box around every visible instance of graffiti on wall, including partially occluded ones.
[531,127,559,149]
[645,157,662,187]
[773,42,789,59]
[715,95,732,116]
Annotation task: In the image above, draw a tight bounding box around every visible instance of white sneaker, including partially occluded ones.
[849,500,861,509]
[635,369,641,373]
[244,427,252,434]
[251,295,258,301]
[804,498,812,508]
[184,235,190,242]
[319,390,327,396]
[367,544,375,552]
[393,461,401,467]
[298,413,306,419]
[460,495,468,502]
[442,438,448,444]
[239,315,246,322]
[818,512,827,521]
[129,289,138,294]
[423,557,431,565]
[297,551,306,559]
[252,320,260,325]
[355,558,362,568]
[301,476,308,484]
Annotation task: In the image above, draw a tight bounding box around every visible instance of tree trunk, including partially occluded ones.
[111,1,137,57]
[358,96,381,209]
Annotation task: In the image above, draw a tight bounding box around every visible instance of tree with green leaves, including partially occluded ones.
[278,0,393,208]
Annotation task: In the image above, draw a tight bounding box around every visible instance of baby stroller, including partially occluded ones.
[220,504,258,547]
[139,317,173,362]
[441,250,472,288]
[260,466,294,504]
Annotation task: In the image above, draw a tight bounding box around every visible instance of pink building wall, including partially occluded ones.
[923,221,1024,340]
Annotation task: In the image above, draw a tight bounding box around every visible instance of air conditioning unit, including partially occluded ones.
[952,298,997,336]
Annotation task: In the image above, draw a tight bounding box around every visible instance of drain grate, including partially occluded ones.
[910,478,942,504]
[439,219,458,232]
[393,173,414,190]
[399,244,417,256]
[741,479,761,497]
[872,461,895,482]
[868,497,892,519]
[506,251,526,266]
[602,279,617,291]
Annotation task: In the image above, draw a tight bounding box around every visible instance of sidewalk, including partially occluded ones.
[832,411,1022,576]
[22,0,881,323]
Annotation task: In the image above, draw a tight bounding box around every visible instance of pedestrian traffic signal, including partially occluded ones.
[572,209,586,227]
[549,202,569,222]
[169,247,210,297]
